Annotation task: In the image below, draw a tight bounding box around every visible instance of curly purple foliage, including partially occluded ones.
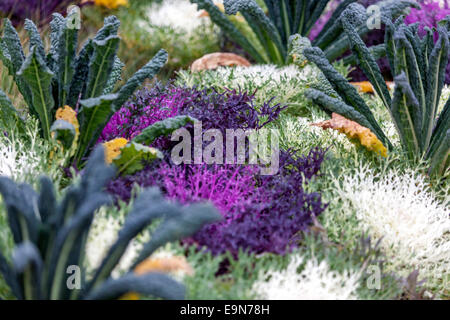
[101,85,285,143]
[108,148,327,256]
[104,84,327,256]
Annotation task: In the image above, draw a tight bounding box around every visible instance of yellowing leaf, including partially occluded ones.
[51,106,80,159]
[119,292,140,300]
[103,138,128,164]
[312,113,388,157]
[86,0,128,9]
[55,105,79,137]
[119,255,194,301]
[351,81,395,93]
[134,256,194,277]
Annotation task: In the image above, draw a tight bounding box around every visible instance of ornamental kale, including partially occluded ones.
[190,0,418,65]
[108,148,327,256]
[100,85,285,145]
[103,83,326,255]
[0,10,168,167]
[304,11,449,175]
[0,146,221,300]
[347,0,450,82]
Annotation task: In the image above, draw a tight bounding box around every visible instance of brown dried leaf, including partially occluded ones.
[134,255,194,277]
[191,52,251,72]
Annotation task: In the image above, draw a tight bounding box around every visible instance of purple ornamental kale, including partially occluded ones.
[105,84,327,256]
[108,148,328,256]
[101,85,285,143]
[100,85,286,159]
[0,0,82,26]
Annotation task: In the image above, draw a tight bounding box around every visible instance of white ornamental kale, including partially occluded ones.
[141,0,215,35]
[252,255,360,300]
[335,165,450,290]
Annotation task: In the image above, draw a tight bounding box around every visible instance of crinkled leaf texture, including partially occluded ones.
[305,13,449,175]
[0,147,221,300]
[0,14,168,167]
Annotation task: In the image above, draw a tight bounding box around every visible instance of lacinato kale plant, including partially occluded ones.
[342,0,450,82]
[0,146,221,300]
[0,10,168,167]
[190,0,418,65]
[304,11,449,175]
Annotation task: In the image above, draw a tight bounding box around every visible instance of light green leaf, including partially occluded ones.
[132,115,196,145]
[77,94,118,162]
[113,142,163,176]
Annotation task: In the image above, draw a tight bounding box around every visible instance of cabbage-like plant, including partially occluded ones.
[304,10,449,175]
[0,9,168,166]
[0,146,221,300]
[190,0,418,64]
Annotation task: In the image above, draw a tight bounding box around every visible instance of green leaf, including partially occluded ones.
[94,16,120,41]
[303,47,387,144]
[314,0,356,43]
[0,252,23,299]
[393,26,426,144]
[428,129,449,176]
[50,119,76,150]
[55,10,79,107]
[48,194,111,300]
[17,46,55,140]
[341,11,392,110]
[47,13,65,72]
[342,44,386,66]
[190,0,266,63]
[304,0,330,36]
[85,188,176,291]
[66,39,94,107]
[112,142,163,176]
[112,49,168,111]
[132,203,221,269]
[423,26,449,150]
[391,72,421,158]
[24,19,46,59]
[132,115,196,145]
[103,56,124,95]
[428,99,449,160]
[12,242,43,300]
[0,38,14,76]
[77,94,118,162]
[305,88,383,140]
[316,3,366,53]
[84,35,120,99]
[0,177,40,245]
[2,19,34,111]
[2,19,25,73]
[0,88,23,131]
[224,0,286,58]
